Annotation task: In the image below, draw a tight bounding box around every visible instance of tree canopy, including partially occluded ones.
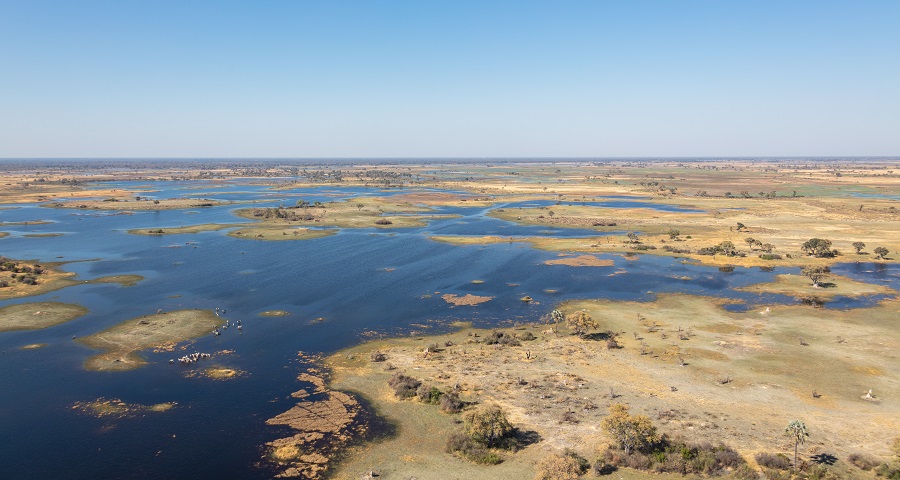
[601,404,658,455]
[801,238,835,258]
[464,404,514,448]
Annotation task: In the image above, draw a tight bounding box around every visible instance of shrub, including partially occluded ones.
[600,436,748,476]
[876,462,900,479]
[374,219,393,225]
[0,280,8,288]
[416,384,443,404]
[387,373,420,399]
[445,433,503,465]
[439,391,463,413]
[534,451,584,480]
[732,464,760,479]
[517,331,536,341]
[370,351,386,362]
[848,453,879,470]
[484,331,520,346]
[755,452,791,470]
[759,253,782,260]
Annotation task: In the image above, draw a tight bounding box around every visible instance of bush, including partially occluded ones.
[759,253,782,260]
[600,436,749,476]
[416,384,443,404]
[876,462,900,479]
[755,452,791,470]
[387,373,421,399]
[0,280,8,288]
[732,464,760,479]
[534,451,585,480]
[484,331,520,346]
[370,351,386,362]
[517,331,536,341]
[848,453,879,470]
[445,433,503,465]
[440,391,463,413]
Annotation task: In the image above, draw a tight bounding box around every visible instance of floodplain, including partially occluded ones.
[1,158,898,480]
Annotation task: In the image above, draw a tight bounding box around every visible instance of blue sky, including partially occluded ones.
[1,1,898,158]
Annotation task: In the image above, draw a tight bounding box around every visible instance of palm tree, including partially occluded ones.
[784,420,809,466]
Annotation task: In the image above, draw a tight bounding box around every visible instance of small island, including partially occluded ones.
[78,309,221,371]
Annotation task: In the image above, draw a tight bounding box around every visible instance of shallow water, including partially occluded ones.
[0,180,892,479]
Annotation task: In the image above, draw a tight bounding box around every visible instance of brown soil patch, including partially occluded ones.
[441,293,494,306]
[543,254,614,267]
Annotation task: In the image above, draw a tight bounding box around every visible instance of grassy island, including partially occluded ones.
[78,309,221,371]
[0,302,88,332]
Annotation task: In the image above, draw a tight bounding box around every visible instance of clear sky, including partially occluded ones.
[1,1,898,158]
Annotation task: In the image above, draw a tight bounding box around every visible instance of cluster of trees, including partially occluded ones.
[0,257,45,287]
[250,205,319,221]
[697,241,739,257]
[387,372,463,413]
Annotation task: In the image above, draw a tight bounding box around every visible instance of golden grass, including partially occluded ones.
[324,293,900,478]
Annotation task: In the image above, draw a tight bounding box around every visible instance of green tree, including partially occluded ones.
[874,246,889,260]
[801,265,830,287]
[547,309,564,332]
[601,404,658,455]
[565,310,598,337]
[801,238,835,258]
[852,242,866,254]
[717,240,737,256]
[464,404,514,448]
[784,420,809,466]
[667,228,681,240]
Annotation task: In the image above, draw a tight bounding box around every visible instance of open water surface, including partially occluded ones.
[0,180,896,479]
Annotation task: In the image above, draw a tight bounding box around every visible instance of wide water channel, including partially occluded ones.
[0,180,895,479]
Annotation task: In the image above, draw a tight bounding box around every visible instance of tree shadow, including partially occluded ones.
[515,429,543,448]
[817,282,837,288]
[811,453,837,465]
[798,296,827,308]
[584,331,614,341]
